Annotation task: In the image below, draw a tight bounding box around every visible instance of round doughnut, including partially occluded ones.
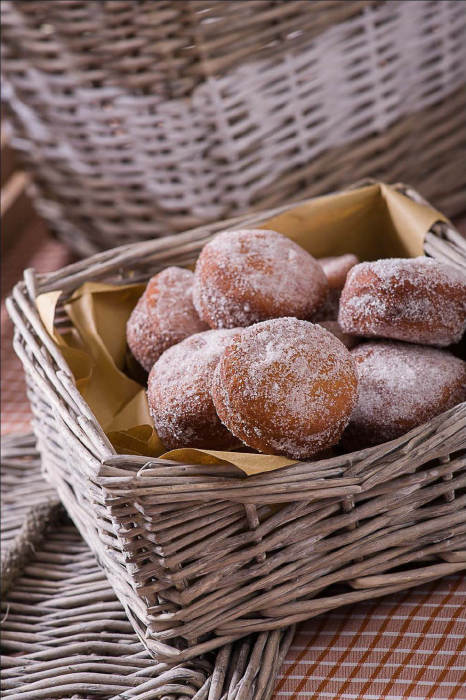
[343,341,466,450]
[338,257,466,346]
[147,328,240,450]
[193,229,328,329]
[318,321,359,349]
[127,267,208,372]
[211,318,358,459]
[319,253,359,289]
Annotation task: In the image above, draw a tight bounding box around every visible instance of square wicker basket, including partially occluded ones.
[7,183,466,663]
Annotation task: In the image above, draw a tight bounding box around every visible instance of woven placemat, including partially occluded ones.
[0,434,294,700]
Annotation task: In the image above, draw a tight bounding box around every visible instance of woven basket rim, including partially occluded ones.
[97,402,466,472]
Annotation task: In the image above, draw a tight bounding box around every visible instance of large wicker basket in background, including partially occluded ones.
[2,0,466,256]
[7,183,466,663]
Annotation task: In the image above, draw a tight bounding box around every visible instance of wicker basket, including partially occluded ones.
[1,434,294,699]
[2,0,466,256]
[7,183,466,663]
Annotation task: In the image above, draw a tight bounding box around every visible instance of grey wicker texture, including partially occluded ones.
[1,433,294,700]
[2,0,466,256]
[6,183,466,663]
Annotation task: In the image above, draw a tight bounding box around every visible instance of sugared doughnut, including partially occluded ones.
[339,257,466,346]
[147,328,240,450]
[319,254,359,289]
[312,254,359,322]
[318,321,359,349]
[343,341,466,450]
[193,229,328,329]
[211,318,358,459]
[127,267,208,372]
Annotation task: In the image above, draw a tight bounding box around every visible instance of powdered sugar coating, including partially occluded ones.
[339,257,466,346]
[193,229,328,329]
[319,254,359,289]
[127,267,208,372]
[147,328,240,450]
[211,318,358,459]
[343,340,466,449]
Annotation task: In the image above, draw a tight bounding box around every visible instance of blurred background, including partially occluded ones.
[2,0,466,432]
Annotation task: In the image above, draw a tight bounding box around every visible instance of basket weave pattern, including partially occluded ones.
[2,0,466,255]
[7,185,466,662]
[1,434,293,699]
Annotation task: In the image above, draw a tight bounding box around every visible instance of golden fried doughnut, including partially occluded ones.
[193,229,328,328]
[343,341,466,449]
[211,318,358,459]
[147,328,240,450]
[339,257,466,346]
[127,267,208,372]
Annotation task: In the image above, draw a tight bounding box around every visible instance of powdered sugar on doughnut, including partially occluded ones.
[211,318,358,459]
[339,257,466,346]
[147,328,240,449]
[193,229,328,329]
[343,340,466,449]
[127,267,208,372]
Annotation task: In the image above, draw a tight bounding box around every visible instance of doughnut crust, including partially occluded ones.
[193,229,328,328]
[127,267,208,372]
[147,328,240,450]
[339,257,466,346]
[343,341,466,449]
[211,318,358,459]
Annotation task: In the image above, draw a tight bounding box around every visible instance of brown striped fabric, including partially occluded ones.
[275,576,466,699]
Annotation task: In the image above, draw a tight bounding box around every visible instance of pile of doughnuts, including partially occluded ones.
[126,228,466,458]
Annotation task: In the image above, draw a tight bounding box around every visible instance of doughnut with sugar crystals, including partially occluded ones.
[339,257,466,346]
[193,229,328,328]
[127,267,208,372]
[343,340,466,449]
[147,328,240,450]
[211,317,358,459]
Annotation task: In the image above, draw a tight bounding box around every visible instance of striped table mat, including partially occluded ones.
[2,220,465,700]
